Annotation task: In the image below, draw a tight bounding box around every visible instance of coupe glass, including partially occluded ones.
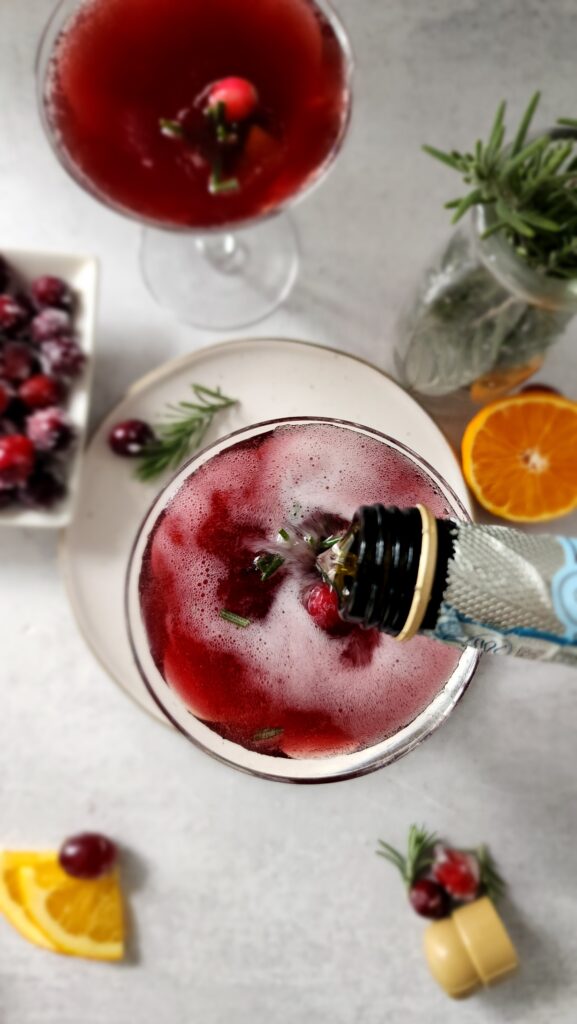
[126,418,479,784]
[36,0,353,330]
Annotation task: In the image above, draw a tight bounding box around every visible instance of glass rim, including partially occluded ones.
[35,0,354,235]
[125,415,479,784]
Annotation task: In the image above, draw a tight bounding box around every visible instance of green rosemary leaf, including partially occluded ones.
[486,99,506,160]
[477,845,506,902]
[136,383,238,481]
[254,553,285,581]
[278,528,291,542]
[511,91,541,155]
[519,209,562,232]
[377,826,437,888]
[252,727,283,742]
[220,609,251,628]
[450,188,484,224]
[421,144,463,170]
[557,116,577,128]
[319,535,342,551]
[159,118,184,139]
[495,197,535,237]
[504,134,550,176]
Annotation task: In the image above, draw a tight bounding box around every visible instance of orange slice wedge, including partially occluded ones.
[17,857,124,961]
[462,394,577,522]
[0,851,58,949]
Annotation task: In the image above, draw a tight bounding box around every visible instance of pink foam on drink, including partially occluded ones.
[139,423,460,758]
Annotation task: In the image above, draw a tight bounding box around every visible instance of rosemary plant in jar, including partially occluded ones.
[396,93,577,402]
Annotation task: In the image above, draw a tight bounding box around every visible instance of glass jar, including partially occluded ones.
[395,205,577,402]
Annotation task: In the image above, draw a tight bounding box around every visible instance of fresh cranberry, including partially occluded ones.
[41,337,85,378]
[27,407,74,453]
[207,77,259,122]
[19,374,62,410]
[409,878,451,920]
[0,342,38,383]
[31,275,73,311]
[19,467,66,509]
[433,848,480,902]
[0,380,9,416]
[305,582,342,631]
[0,295,29,334]
[30,308,72,344]
[0,434,35,488]
[108,418,155,456]
[59,832,117,879]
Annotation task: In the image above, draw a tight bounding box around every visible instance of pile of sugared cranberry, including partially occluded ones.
[0,256,86,510]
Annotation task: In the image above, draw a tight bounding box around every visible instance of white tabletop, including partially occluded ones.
[1,2,577,1022]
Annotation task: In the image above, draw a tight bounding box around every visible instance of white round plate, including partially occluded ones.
[61,338,471,724]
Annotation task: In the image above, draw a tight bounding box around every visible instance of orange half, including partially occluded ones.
[462,394,577,522]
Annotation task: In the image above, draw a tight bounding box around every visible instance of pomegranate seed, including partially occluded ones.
[207,77,259,122]
[0,434,35,488]
[59,832,117,879]
[19,374,62,410]
[433,848,480,901]
[409,878,451,919]
[108,419,155,456]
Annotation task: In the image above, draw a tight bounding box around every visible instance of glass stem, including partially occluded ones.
[197,233,247,275]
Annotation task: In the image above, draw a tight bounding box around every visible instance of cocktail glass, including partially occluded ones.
[36,0,353,329]
[126,418,479,783]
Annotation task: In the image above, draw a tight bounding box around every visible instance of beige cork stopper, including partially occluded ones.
[423,897,519,999]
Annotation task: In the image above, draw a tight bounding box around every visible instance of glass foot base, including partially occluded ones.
[140,214,299,330]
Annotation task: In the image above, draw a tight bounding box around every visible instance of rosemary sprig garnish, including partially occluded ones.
[476,844,506,902]
[136,384,237,482]
[252,727,284,742]
[254,553,285,581]
[220,609,251,628]
[377,825,437,888]
[424,91,577,277]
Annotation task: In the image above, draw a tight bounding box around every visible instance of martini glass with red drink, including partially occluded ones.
[126,419,478,783]
[36,0,352,328]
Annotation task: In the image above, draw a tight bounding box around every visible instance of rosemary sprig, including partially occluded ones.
[136,384,237,482]
[252,727,284,742]
[220,609,251,628]
[477,844,506,902]
[254,553,285,581]
[424,91,577,277]
[376,825,437,888]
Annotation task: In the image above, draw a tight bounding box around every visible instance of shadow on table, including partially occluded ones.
[481,898,569,1012]
[118,845,148,967]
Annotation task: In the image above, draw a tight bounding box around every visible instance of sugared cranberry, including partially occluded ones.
[31,275,73,311]
[19,374,62,410]
[0,380,9,416]
[0,342,38,383]
[108,418,155,456]
[30,308,72,344]
[0,434,35,488]
[19,467,66,509]
[59,832,118,879]
[207,77,259,122]
[27,406,74,453]
[409,878,451,920]
[433,848,480,902]
[0,295,29,334]
[305,582,342,631]
[41,337,85,378]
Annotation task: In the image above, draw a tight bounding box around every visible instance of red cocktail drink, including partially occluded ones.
[43,0,349,229]
[129,421,476,778]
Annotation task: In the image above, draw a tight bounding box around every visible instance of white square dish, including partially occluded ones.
[0,248,98,528]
